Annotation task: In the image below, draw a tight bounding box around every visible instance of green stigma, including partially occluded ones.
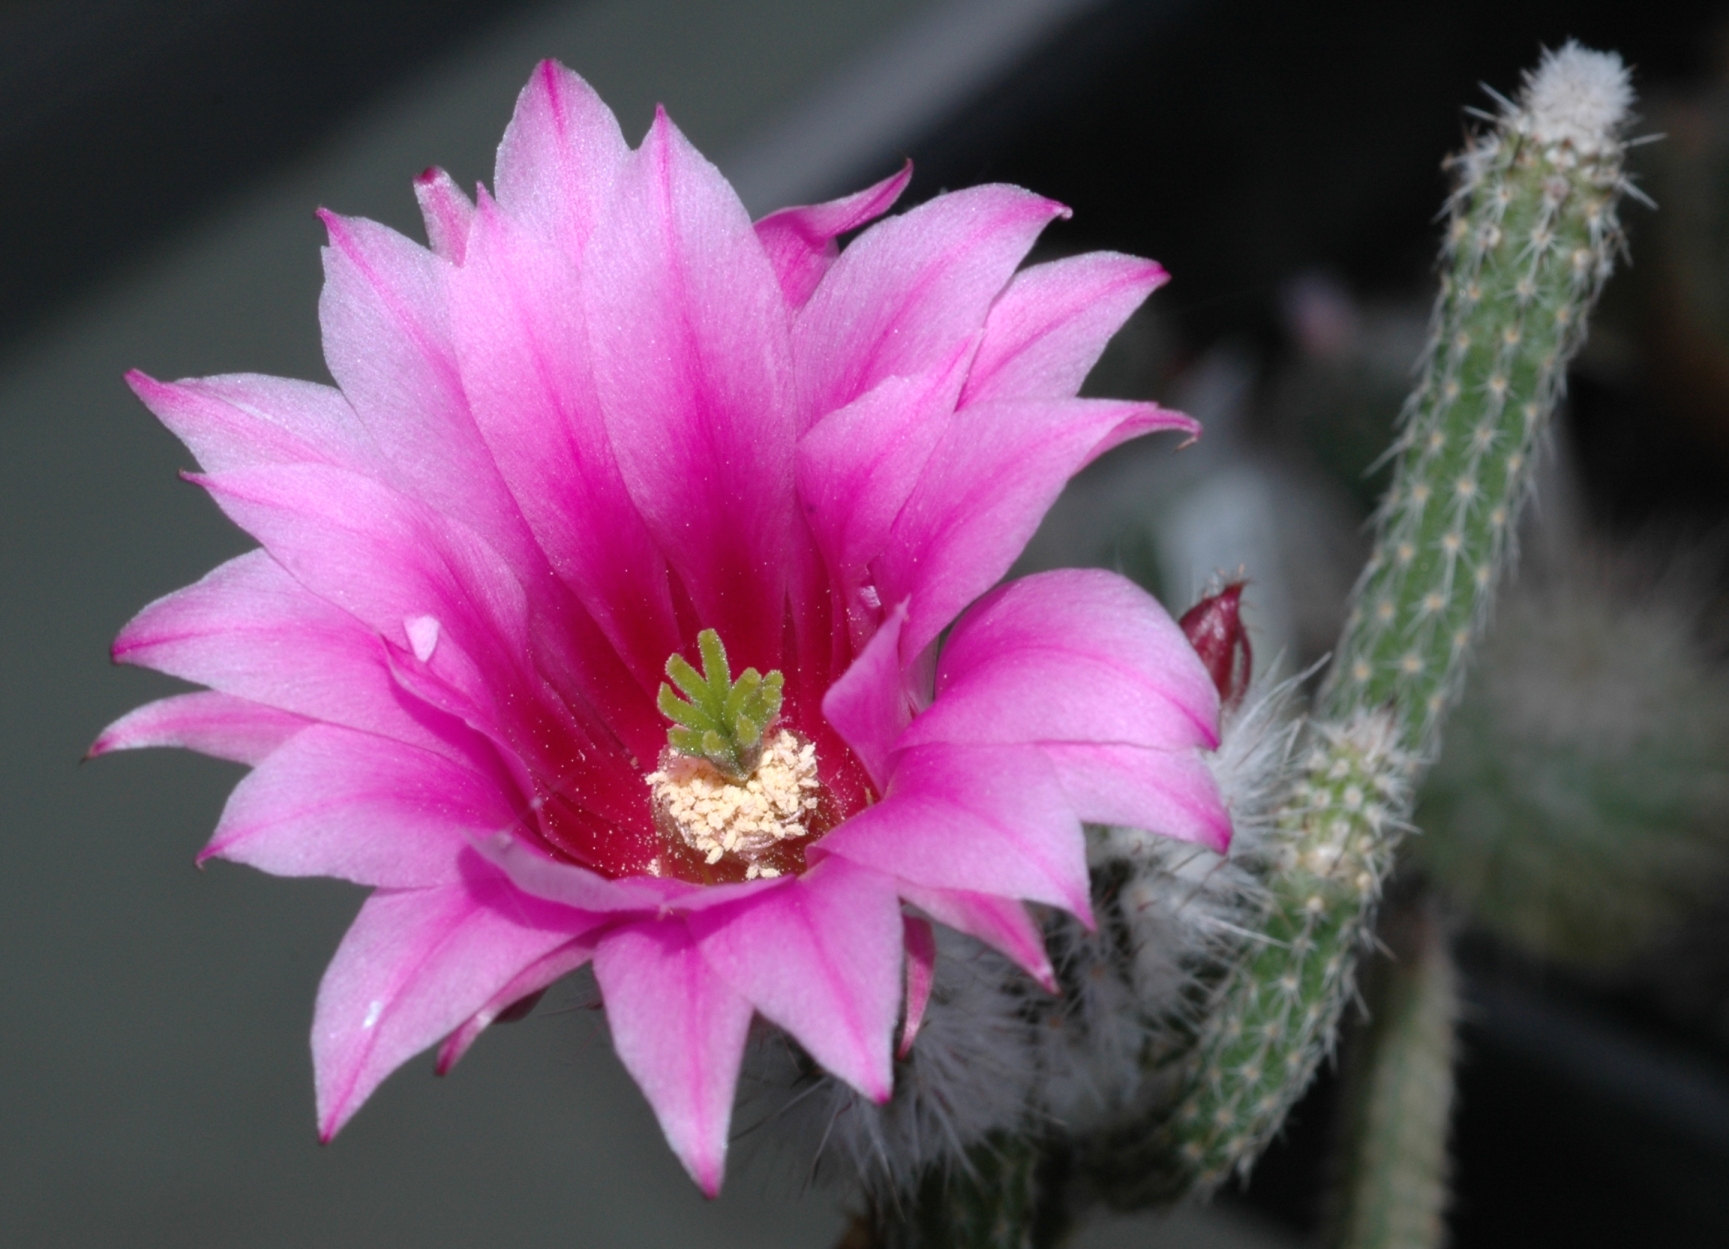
[657,629,784,782]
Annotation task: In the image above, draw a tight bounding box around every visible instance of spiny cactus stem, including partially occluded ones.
[1323,49,1630,754]
[1331,900,1459,1249]
[1164,42,1632,1197]
[1169,715,1410,1192]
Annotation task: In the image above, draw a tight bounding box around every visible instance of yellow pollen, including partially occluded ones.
[647,730,820,879]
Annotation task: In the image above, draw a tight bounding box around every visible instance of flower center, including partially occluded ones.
[648,628,834,882]
[647,730,821,880]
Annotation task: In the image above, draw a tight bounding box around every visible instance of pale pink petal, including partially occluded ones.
[690,857,901,1102]
[317,210,540,577]
[191,464,645,833]
[126,370,376,475]
[901,568,1220,754]
[451,192,679,694]
[436,933,598,1075]
[820,599,912,791]
[592,919,754,1196]
[881,399,1199,660]
[413,167,474,263]
[204,724,520,886]
[191,464,531,713]
[471,828,778,917]
[896,884,1055,991]
[795,344,971,599]
[1041,743,1229,852]
[473,830,686,913]
[755,161,912,309]
[494,60,629,266]
[113,550,469,758]
[816,743,1091,922]
[793,185,1066,429]
[961,252,1169,406]
[584,109,796,672]
[90,691,310,766]
[313,871,589,1141]
[898,914,936,1058]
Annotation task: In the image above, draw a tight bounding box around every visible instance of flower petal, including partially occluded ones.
[895,884,1055,991]
[317,210,539,578]
[90,691,310,766]
[793,184,1066,429]
[881,399,1199,660]
[191,464,646,835]
[413,167,474,264]
[898,914,936,1058]
[903,568,1222,754]
[961,252,1169,405]
[795,345,970,601]
[754,161,912,310]
[816,742,1091,922]
[112,550,467,758]
[436,933,598,1075]
[191,464,531,711]
[820,599,912,792]
[126,370,377,476]
[584,110,797,671]
[312,868,590,1142]
[494,60,628,266]
[452,191,679,694]
[592,919,754,1197]
[690,857,901,1102]
[204,723,520,887]
[1039,742,1230,852]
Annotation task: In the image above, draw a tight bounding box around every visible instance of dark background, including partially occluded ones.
[5,1,1728,1245]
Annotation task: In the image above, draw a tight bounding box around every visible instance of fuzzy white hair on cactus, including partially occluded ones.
[1522,41,1632,153]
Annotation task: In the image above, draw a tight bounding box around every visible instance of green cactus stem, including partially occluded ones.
[1166,41,1633,1199]
[1166,714,1411,1191]
[1330,899,1460,1249]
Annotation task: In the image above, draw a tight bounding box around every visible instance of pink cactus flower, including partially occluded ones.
[94,62,1228,1195]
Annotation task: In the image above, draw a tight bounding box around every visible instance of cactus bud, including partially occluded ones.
[1181,583,1252,714]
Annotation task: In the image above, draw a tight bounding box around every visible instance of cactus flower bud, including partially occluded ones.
[1180,583,1251,714]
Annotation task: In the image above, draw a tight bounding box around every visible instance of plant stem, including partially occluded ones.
[1330,899,1459,1249]
[1164,42,1632,1197]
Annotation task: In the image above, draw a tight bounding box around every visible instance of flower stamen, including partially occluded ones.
[647,730,821,879]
